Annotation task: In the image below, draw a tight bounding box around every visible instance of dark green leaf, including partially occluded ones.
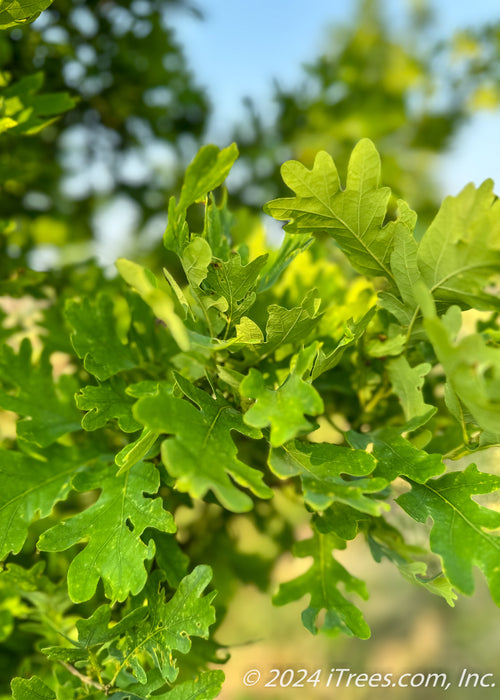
[0,339,81,447]
[65,293,136,381]
[347,428,445,483]
[76,376,142,432]
[120,566,216,684]
[0,446,86,560]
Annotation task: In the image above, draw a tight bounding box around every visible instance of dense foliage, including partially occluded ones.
[1,136,500,697]
[1,1,500,698]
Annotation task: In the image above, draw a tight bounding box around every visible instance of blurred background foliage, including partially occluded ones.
[2,0,500,274]
[1,0,500,696]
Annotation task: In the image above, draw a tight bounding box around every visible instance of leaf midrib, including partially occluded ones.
[290,167,395,282]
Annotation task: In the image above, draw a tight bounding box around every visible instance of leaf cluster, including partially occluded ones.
[1,138,500,698]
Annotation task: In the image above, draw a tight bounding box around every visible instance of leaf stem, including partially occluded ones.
[59,661,107,692]
[404,306,420,349]
[363,383,391,414]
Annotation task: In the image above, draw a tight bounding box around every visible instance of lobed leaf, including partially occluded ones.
[347,427,445,483]
[258,289,322,357]
[65,293,136,380]
[119,566,216,684]
[76,376,142,432]
[38,460,175,603]
[397,464,500,604]
[241,361,324,447]
[133,375,272,512]
[422,301,500,435]
[265,139,400,282]
[274,529,370,638]
[0,338,81,447]
[152,670,225,699]
[204,251,268,325]
[0,446,88,560]
[417,180,500,311]
[11,675,55,700]
[269,440,386,515]
[387,355,435,422]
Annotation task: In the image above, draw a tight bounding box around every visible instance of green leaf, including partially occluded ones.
[115,428,160,474]
[347,428,445,483]
[312,308,375,380]
[314,505,369,540]
[0,72,76,132]
[164,195,190,256]
[76,604,147,649]
[204,252,268,324]
[182,237,212,288]
[365,323,406,358]
[178,144,238,211]
[422,303,500,434]
[11,676,55,700]
[134,375,272,512]
[389,203,420,306]
[65,293,136,381]
[259,289,322,356]
[397,464,500,604]
[163,266,191,319]
[387,355,435,422]
[116,258,189,352]
[274,529,370,638]
[0,446,84,560]
[240,365,324,447]
[417,180,500,311]
[265,139,398,282]
[234,316,264,344]
[152,670,225,700]
[258,233,313,292]
[0,338,81,447]
[204,192,231,259]
[269,440,387,515]
[38,460,175,603]
[367,519,457,606]
[120,566,216,684]
[76,376,142,432]
[153,533,190,589]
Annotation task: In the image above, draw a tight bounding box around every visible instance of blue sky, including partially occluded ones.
[171,0,500,196]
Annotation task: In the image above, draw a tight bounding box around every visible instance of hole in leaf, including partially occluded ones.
[125,517,134,532]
